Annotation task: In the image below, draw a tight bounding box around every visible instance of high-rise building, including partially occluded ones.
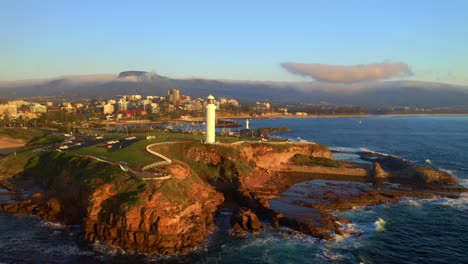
[118,99,128,111]
[167,89,180,106]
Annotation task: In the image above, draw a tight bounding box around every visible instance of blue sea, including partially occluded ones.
[1,115,467,263]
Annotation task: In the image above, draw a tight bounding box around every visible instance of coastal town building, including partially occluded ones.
[167,89,181,106]
[7,100,28,108]
[103,103,115,114]
[30,103,47,113]
[118,99,129,111]
[255,101,271,111]
[0,104,18,117]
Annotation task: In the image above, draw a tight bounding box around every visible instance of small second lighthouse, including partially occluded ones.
[205,94,217,143]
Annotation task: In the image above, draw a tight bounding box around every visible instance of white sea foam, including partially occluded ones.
[330,146,394,157]
[402,196,468,211]
[330,147,363,153]
[374,218,386,231]
[439,168,455,175]
[288,136,309,142]
[92,240,127,255]
[316,249,359,264]
[404,198,422,207]
[461,178,468,188]
[335,222,364,239]
[433,197,468,210]
[40,221,66,229]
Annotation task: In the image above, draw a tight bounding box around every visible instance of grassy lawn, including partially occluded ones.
[71,130,256,169]
[0,128,66,178]
[71,139,159,169]
[79,127,256,144]
[0,128,44,141]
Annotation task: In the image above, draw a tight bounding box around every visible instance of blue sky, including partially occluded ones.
[1,0,467,84]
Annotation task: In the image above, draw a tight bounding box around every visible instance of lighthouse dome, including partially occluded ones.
[207,94,215,100]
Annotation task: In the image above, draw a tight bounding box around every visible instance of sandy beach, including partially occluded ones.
[0,137,26,155]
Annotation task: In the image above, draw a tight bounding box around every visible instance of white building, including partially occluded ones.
[30,103,47,113]
[0,104,17,117]
[7,100,28,108]
[150,103,160,113]
[205,95,217,143]
[103,103,115,114]
[118,99,129,111]
[130,95,142,101]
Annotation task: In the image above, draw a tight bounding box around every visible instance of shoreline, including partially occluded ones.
[181,113,468,122]
[89,113,468,125]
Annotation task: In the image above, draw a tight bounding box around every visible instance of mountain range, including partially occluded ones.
[1,71,468,107]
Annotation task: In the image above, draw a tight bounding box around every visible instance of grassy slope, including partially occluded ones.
[0,128,64,178]
[26,150,209,213]
[25,151,149,212]
[289,153,341,167]
[0,128,44,141]
[150,142,257,180]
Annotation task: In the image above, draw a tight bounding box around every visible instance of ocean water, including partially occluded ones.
[1,115,467,263]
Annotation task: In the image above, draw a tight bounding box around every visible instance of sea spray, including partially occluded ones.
[374,218,386,231]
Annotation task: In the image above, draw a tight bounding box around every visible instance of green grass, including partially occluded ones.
[157,174,203,205]
[28,133,64,147]
[72,129,256,175]
[23,151,149,212]
[0,129,66,178]
[186,160,221,179]
[0,128,44,141]
[150,141,254,180]
[71,139,158,169]
[158,179,189,205]
[0,149,36,177]
[289,154,341,168]
[0,128,65,151]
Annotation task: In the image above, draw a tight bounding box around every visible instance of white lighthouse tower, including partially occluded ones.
[205,94,217,143]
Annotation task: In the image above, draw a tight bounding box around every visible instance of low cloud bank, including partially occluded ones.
[281,62,412,83]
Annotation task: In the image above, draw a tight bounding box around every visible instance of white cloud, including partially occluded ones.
[281,61,413,83]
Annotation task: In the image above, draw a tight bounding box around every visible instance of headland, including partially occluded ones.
[0,128,466,255]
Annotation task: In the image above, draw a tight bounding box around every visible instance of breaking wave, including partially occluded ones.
[374,218,386,231]
[330,146,393,157]
[402,197,468,211]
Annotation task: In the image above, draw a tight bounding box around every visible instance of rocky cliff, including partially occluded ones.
[1,141,466,254]
[153,141,466,239]
[1,152,223,254]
